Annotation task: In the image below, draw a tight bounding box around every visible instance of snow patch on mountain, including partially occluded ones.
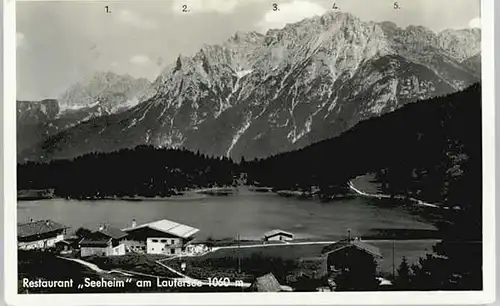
[235,69,253,79]
[227,115,252,157]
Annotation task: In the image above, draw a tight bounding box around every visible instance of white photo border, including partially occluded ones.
[3,0,496,305]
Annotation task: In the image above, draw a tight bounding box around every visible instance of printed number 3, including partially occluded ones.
[272,3,279,11]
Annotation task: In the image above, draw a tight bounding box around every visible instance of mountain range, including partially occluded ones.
[18,12,481,162]
[17,72,153,153]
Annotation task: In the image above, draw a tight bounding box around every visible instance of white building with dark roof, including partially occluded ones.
[79,225,128,257]
[263,229,294,242]
[121,219,199,255]
[17,219,68,250]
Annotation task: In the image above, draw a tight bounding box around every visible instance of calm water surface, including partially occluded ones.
[17,188,436,241]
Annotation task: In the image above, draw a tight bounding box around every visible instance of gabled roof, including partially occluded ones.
[98,226,128,240]
[321,240,382,258]
[79,232,112,247]
[263,229,294,238]
[122,219,199,239]
[79,226,126,247]
[17,220,67,238]
[249,273,282,292]
[79,238,111,248]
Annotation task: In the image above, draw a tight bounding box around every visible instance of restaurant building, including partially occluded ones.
[17,219,68,250]
[122,219,199,255]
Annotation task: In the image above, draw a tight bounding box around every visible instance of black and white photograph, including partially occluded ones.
[4,0,496,303]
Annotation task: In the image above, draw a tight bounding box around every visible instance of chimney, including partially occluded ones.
[30,218,33,223]
[347,229,351,244]
[45,220,50,226]
[132,219,137,228]
[98,224,104,231]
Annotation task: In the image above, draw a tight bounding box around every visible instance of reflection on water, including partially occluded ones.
[17,188,436,241]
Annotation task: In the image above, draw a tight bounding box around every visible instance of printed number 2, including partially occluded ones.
[182,4,189,12]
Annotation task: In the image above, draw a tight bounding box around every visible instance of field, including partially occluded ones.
[164,243,331,284]
[85,253,179,278]
[208,243,331,260]
[164,239,439,284]
[17,239,440,293]
[368,240,439,274]
[202,240,438,274]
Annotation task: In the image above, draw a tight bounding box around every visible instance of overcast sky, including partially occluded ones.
[16,0,481,101]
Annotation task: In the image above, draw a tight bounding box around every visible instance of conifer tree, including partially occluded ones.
[395,256,412,289]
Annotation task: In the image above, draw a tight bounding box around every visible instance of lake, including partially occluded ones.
[17,187,437,241]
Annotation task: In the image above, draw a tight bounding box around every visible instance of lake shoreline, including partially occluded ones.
[18,186,439,244]
[16,186,241,202]
[17,184,445,210]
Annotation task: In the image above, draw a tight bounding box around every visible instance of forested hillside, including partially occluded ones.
[18,146,236,199]
[244,83,481,212]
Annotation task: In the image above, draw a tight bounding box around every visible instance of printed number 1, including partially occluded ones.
[105,6,111,13]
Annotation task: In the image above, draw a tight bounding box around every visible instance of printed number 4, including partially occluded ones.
[332,3,339,10]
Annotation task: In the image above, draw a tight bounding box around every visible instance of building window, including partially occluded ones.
[161,248,164,251]
[152,248,155,251]
[170,249,175,254]
[171,240,175,245]
[160,239,167,243]
[152,239,158,243]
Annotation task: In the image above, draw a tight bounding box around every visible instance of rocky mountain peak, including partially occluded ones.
[228,30,264,44]
[22,11,482,162]
[59,71,153,112]
[438,28,481,61]
[375,21,481,67]
[264,11,361,43]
